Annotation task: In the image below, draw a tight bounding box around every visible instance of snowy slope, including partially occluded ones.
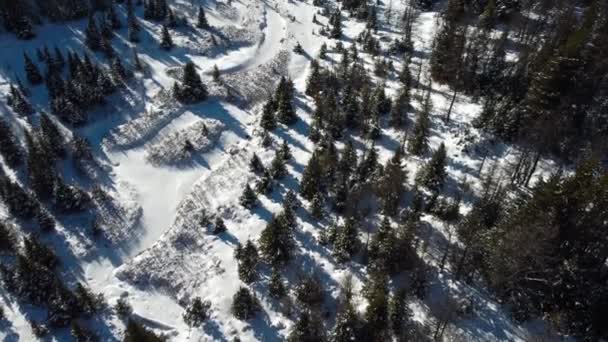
[0,0,563,340]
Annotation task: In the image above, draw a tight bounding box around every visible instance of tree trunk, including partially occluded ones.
[524,152,541,188]
[455,246,469,280]
[445,89,457,123]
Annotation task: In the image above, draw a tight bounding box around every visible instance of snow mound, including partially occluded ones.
[116,147,255,301]
[145,118,225,166]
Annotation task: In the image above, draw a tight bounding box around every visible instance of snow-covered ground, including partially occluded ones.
[0,0,562,340]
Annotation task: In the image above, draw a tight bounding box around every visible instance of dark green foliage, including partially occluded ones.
[288,310,327,342]
[389,287,413,338]
[0,222,17,252]
[300,150,323,201]
[415,143,447,193]
[231,287,260,320]
[389,86,410,128]
[239,184,258,209]
[213,217,227,234]
[115,297,133,318]
[124,319,165,342]
[259,212,295,266]
[310,194,324,219]
[70,321,98,342]
[24,235,58,269]
[183,297,211,328]
[368,217,400,275]
[249,153,264,173]
[26,132,57,200]
[160,25,173,50]
[0,176,39,219]
[268,266,286,298]
[74,282,105,316]
[235,240,259,283]
[407,90,431,156]
[329,10,342,39]
[275,77,297,125]
[37,209,56,232]
[24,52,42,85]
[53,177,91,213]
[8,84,34,117]
[295,274,324,308]
[331,299,362,342]
[0,118,23,167]
[363,269,390,340]
[260,98,277,131]
[39,112,65,159]
[197,6,209,29]
[333,216,359,263]
[376,148,408,216]
[175,62,208,103]
[270,149,287,179]
[255,168,273,194]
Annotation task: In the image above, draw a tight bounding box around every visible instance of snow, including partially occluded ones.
[0,0,564,340]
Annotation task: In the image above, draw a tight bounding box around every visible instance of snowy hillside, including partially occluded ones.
[1,0,606,341]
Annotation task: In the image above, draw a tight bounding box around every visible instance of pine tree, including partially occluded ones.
[197,6,209,29]
[288,310,327,342]
[268,266,286,298]
[8,84,34,116]
[255,168,273,194]
[389,287,413,338]
[331,285,362,342]
[213,217,227,234]
[23,53,42,85]
[310,194,324,219]
[26,132,56,200]
[39,112,65,159]
[368,217,399,274]
[333,216,359,263]
[85,16,102,51]
[259,214,294,266]
[430,1,466,85]
[36,209,56,232]
[183,297,211,328]
[0,118,23,167]
[415,143,447,193]
[260,98,277,131]
[127,0,140,42]
[279,140,292,161]
[300,151,323,201]
[53,177,91,213]
[319,42,328,59]
[239,184,258,209]
[389,86,410,128]
[378,148,408,216]
[212,64,221,83]
[231,287,260,320]
[275,78,296,125]
[407,89,431,156]
[330,10,342,39]
[160,25,174,50]
[124,319,164,342]
[235,240,259,283]
[363,268,390,340]
[70,321,98,341]
[0,177,39,219]
[249,153,264,173]
[176,61,208,103]
[270,149,287,179]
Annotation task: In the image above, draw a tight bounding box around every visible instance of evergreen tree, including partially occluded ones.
[259,214,294,266]
[260,98,277,131]
[26,132,56,200]
[368,217,400,274]
[389,287,413,339]
[239,184,258,209]
[0,118,23,167]
[37,209,56,232]
[389,86,410,128]
[333,216,359,263]
[53,177,91,213]
[183,297,211,328]
[249,153,264,173]
[331,298,362,342]
[160,25,174,50]
[268,266,286,298]
[376,147,408,216]
[213,217,227,234]
[176,61,208,103]
[310,194,324,219]
[363,268,390,340]
[234,240,259,284]
[8,84,34,116]
[407,89,431,156]
[0,177,39,219]
[127,0,140,42]
[23,52,42,85]
[124,319,164,342]
[430,0,466,85]
[39,113,65,160]
[85,16,102,51]
[279,139,292,161]
[270,149,287,179]
[197,6,209,29]
[415,143,447,193]
[300,150,323,201]
[329,10,342,39]
[212,64,220,83]
[231,287,260,320]
[288,310,327,342]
